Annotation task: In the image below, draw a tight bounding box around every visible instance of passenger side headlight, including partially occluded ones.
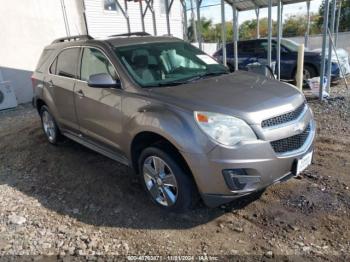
[194,111,257,146]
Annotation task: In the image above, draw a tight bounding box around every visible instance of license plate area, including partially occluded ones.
[296,151,313,175]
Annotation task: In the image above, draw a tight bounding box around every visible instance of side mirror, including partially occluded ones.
[87,73,121,88]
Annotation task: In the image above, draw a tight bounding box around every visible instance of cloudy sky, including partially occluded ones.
[190,0,323,24]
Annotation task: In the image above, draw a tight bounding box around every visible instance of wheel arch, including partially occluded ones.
[130,131,193,180]
[292,62,318,80]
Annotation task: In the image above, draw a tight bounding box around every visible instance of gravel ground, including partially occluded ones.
[0,83,349,261]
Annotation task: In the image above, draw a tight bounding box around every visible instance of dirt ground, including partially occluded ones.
[0,82,349,261]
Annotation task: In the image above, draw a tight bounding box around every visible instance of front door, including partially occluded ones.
[74,47,124,153]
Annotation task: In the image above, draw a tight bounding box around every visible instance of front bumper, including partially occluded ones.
[182,118,316,207]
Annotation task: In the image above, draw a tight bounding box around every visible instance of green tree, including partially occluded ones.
[237,18,277,40]
[283,14,320,37]
[316,0,350,32]
[187,17,215,42]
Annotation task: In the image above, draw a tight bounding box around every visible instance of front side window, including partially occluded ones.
[104,0,117,11]
[56,48,80,78]
[80,47,117,82]
[114,41,228,88]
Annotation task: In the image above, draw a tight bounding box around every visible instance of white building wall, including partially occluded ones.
[84,0,184,39]
[0,0,184,104]
[0,0,84,104]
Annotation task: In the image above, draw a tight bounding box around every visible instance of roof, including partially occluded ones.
[224,0,313,11]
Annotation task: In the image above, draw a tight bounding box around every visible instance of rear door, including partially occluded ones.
[74,46,124,153]
[46,47,81,131]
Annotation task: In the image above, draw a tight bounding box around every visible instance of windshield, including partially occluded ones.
[114,41,228,87]
[280,39,300,52]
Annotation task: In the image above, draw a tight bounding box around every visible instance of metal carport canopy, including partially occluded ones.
[223,0,311,11]
[217,0,314,78]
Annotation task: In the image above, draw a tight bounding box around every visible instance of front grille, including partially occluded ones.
[271,124,311,154]
[262,103,306,128]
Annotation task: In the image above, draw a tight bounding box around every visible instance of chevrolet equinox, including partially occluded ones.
[32,33,315,212]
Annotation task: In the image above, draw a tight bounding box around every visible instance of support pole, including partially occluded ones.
[305,0,311,48]
[255,7,260,39]
[151,0,157,35]
[139,0,145,32]
[335,0,342,47]
[196,0,202,50]
[277,0,282,80]
[319,0,330,100]
[221,0,226,66]
[60,0,70,36]
[296,44,305,90]
[267,0,272,67]
[232,3,238,71]
[114,0,130,33]
[124,0,130,33]
[326,0,337,93]
[165,0,171,35]
[190,0,197,43]
[180,0,188,41]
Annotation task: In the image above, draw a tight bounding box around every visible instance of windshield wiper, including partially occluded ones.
[198,71,229,78]
[144,71,229,88]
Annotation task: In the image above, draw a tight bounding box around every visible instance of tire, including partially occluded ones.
[138,146,197,212]
[294,64,316,83]
[39,105,62,145]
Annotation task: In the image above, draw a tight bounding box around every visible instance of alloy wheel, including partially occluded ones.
[142,156,178,207]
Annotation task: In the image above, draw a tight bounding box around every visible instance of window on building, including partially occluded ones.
[104,0,118,11]
[56,48,80,78]
[80,48,117,82]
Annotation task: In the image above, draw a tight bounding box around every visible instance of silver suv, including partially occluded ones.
[32,34,315,212]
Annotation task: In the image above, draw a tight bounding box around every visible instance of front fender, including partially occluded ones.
[122,104,215,159]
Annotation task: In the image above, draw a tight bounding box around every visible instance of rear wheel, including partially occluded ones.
[40,106,62,144]
[138,146,197,212]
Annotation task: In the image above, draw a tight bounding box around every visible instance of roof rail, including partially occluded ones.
[109,32,151,38]
[52,35,93,44]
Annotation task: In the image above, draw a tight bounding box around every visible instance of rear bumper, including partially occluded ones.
[182,120,316,207]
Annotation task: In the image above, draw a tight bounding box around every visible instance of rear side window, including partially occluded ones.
[238,41,255,54]
[56,48,80,79]
[35,49,54,73]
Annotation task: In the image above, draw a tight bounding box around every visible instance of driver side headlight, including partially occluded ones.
[194,111,257,146]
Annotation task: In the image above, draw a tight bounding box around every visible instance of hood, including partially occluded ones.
[148,71,305,125]
[313,48,349,61]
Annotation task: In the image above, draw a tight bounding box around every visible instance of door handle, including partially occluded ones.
[77,89,84,98]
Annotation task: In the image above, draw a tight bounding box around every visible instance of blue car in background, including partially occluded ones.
[213,38,350,81]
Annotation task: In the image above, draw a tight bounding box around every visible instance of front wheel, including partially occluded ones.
[138,147,197,212]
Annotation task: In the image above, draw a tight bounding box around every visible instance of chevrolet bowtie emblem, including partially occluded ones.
[294,122,305,133]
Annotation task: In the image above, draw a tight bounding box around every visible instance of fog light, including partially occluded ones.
[222,169,261,191]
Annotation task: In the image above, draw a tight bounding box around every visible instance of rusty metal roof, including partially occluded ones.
[224,0,312,11]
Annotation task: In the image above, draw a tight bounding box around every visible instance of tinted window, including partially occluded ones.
[238,41,255,54]
[56,48,80,79]
[80,48,117,82]
[225,44,234,56]
[104,0,117,11]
